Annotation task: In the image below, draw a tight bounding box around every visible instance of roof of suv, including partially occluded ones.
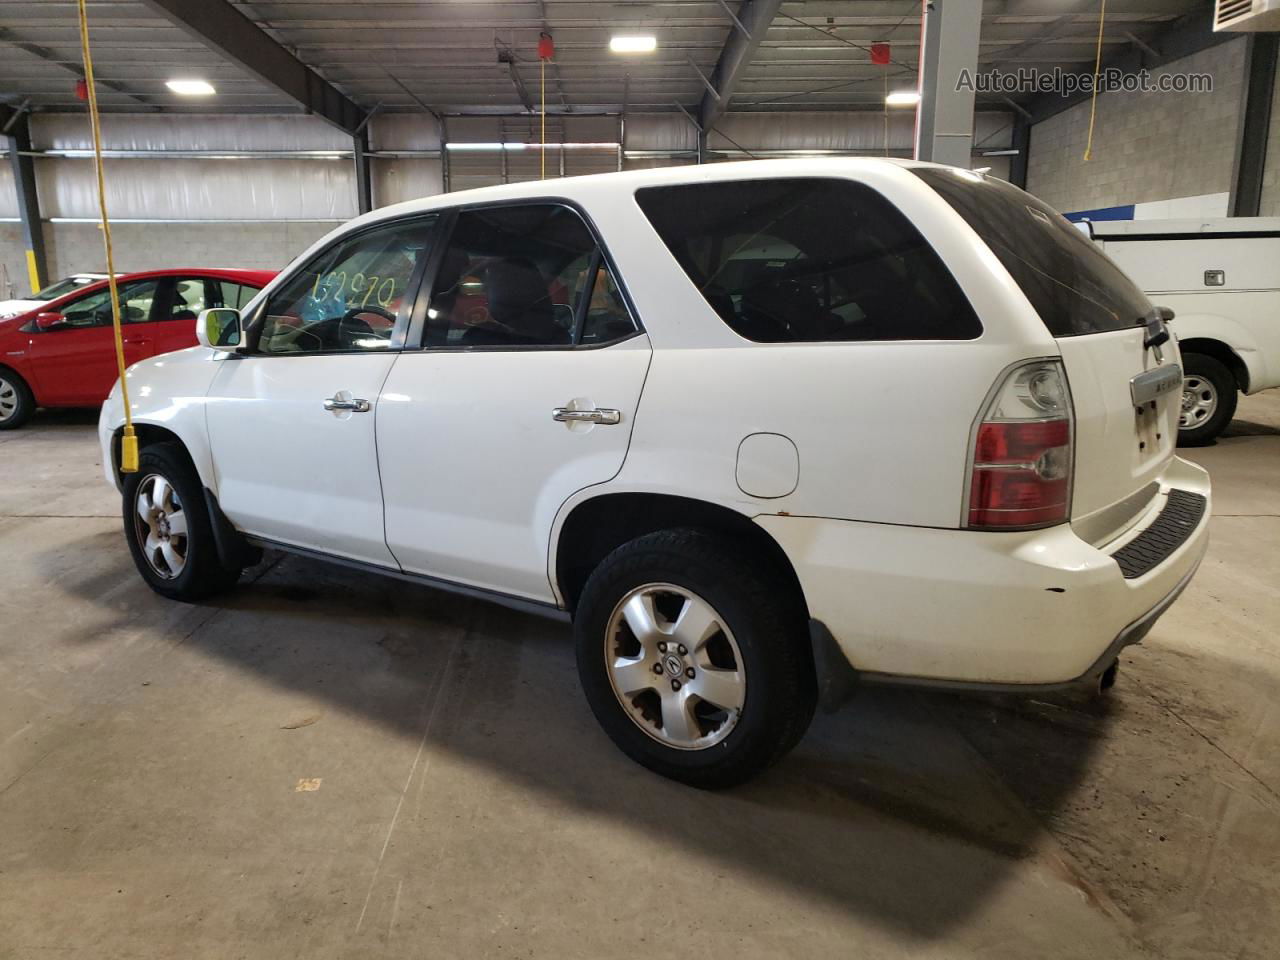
[360,157,938,228]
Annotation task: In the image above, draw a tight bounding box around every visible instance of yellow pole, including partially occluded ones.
[76,0,137,471]
[1083,0,1108,162]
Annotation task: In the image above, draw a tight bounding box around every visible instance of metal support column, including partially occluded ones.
[1010,115,1031,190]
[915,0,982,167]
[1230,32,1278,218]
[4,110,48,295]
[353,129,373,214]
[440,117,451,193]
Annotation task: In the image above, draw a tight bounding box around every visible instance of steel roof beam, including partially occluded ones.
[697,0,784,132]
[136,0,366,133]
[1022,8,1235,125]
[0,26,159,111]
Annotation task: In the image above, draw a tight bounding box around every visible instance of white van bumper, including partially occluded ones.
[756,456,1211,690]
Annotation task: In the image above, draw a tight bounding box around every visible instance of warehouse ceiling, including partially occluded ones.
[0,0,1209,118]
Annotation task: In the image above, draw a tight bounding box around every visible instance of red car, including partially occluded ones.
[0,268,276,429]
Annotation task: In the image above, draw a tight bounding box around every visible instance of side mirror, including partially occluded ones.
[197,307,242,351]
[35,312,67,331]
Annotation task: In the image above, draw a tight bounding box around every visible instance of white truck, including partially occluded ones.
[1084,218,1280,444]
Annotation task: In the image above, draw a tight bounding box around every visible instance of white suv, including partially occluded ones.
[99,160,1211,787]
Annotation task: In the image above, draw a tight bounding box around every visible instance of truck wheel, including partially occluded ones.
[1178,353,1237,446]
[574,528,816,789]
[122,442,242,601]
[0,369,34,430]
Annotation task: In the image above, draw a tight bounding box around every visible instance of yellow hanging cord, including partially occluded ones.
[540,57,547,179]
[1083,0,1108,162]
[76,0,137,472]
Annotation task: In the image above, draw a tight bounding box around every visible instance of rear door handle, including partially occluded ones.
[324,396,371,413]
[553,407,621,425]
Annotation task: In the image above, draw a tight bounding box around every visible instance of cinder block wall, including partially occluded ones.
[42,221,337,277]
[1027,40,1247,213]
[0,221,337,300]
[0,224,26,300]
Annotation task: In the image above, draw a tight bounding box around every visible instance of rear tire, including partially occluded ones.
[574,528,816,789]
[122,442,243,601]
[0,368,34,430]
[1177,352,1236,446]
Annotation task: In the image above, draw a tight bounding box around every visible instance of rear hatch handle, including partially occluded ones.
[1140,306,1173,361]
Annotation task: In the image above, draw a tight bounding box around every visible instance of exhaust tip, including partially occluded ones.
[1099,659,1119,693]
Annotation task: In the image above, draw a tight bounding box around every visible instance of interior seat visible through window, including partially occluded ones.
[635,178,982,343]
[424,203,637,350]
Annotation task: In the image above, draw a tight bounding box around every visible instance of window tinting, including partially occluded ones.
[579,263,634,345]
[35,276,96,300]
[635,178,981,342]
[258,218,434,354]
[58,280,159,328]
[911,168,1152,337]
[167,278,208,320]
[223,282,260,310]
[425,204,634,348]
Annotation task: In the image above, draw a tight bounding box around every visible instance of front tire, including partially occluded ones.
[1178,352,1237,446]
[574,529,816,789]
[0,368,34,430]
[122,442,242,601]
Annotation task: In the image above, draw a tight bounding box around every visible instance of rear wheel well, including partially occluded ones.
[555,493,808,621]
[1179,338,1249,393]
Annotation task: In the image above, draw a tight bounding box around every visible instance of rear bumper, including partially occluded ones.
[757,456,1211,689]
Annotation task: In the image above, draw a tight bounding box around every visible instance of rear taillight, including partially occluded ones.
[967,360,1074,530]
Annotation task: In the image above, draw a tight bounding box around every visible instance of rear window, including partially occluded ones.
[635,178,982,342]
[911,168,1152,337]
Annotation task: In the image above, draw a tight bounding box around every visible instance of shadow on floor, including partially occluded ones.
[26,407,101,429]
[1221,417,1280,439]
[51,541,1116,941]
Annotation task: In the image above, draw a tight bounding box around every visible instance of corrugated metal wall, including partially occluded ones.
[1,110,1014,293]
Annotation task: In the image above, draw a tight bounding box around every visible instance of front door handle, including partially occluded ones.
[553,407,621,426]
[324,396,371,413]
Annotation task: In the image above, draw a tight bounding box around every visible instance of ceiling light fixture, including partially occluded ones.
[166,79,216,96]
[885,90,920,107]
[610,35,657,54]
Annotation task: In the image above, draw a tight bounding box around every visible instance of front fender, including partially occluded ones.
[1167,309,1265,392]
[98,346,226,492]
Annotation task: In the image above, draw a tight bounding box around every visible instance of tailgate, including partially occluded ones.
[1057,327,1181,532]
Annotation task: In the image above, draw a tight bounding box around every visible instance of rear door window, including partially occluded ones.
[635,178,981,342]
[911,168,1153,337]
[424,203,637,349]
[165,278,208,320]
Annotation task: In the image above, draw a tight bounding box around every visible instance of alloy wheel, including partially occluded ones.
[0,376,17,423]
[133,473,189,579]
[1180,375,1218,430]
[604,583,746,751]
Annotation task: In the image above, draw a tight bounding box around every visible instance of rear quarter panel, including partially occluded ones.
[567,162,1058,529]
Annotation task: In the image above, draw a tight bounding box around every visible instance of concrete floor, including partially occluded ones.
[1,394,1277,960]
